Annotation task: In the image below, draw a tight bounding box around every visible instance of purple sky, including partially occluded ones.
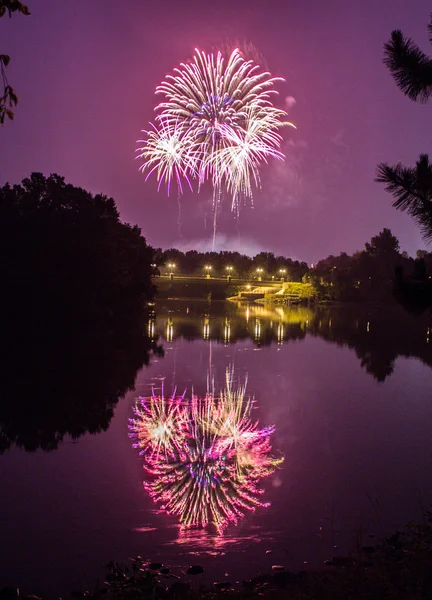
[1,0,431,262]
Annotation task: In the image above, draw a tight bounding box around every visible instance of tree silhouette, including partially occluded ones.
[376,14,432,241]
[0,1,30,124]
[0,173,160,451]
[365,228,400,257]
[383,14,432,102]
[377,154,432,242]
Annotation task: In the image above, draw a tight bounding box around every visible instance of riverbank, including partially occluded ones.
[4,516,431,599]
[155,277,318,304]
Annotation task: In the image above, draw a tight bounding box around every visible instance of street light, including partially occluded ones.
[256,267,263,282]
[279,268,286,282]
[167,262,176,280]
[204,265,212,279]
[226,265,233,281]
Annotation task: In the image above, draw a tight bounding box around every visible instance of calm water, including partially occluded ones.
[1,300,432,596]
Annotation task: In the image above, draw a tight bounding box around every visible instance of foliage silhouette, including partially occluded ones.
[0,173,161,452]
[309,229,405,303]
[377,14,432,243]
[0,1,30,124]
[154,247,309,281]
[377,155,432,243]
[383,13,432,103]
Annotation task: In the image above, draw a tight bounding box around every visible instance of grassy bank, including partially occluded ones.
[155,277,319,304]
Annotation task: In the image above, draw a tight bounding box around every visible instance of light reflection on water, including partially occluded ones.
[1,300,432,596]
[129,366,283,537]
[149,300,432,382]
[137,299,432,566]
[170,525,276,553]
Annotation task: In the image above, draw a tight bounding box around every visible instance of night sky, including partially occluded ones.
[1,0,431,263]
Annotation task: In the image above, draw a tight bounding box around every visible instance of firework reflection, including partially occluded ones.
[129,369,283,534]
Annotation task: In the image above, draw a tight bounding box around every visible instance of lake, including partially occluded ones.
[1,300,432,596]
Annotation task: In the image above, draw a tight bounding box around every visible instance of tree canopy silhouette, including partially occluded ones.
[0,173,160,452]
[377,14,432,242]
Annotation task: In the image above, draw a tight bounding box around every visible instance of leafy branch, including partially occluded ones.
[0,54,18,124]
[0,1,30,18]
[0,1,30,125]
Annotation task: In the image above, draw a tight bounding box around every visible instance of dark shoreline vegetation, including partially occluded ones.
[2,515,432,599]
[0,173,162,452]
[155,228,432,311]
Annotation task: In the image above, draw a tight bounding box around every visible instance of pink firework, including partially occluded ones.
[129,387,186,457]
[130,371,283,534]
[136,48,295,213]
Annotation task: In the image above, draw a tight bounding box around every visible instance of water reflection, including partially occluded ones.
[0,316,162,453]
[153,301,432,382]
[129,368,283,534]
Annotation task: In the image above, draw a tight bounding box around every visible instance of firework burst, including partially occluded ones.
[130,370,283,534]
[136,48,295,214]
[129,387,186,457]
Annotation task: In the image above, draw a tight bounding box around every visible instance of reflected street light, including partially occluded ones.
[224,318,231,343]
[203,315,210,339]
[166,317,173,342]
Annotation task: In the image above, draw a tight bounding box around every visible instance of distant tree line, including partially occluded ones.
[310,228,432,306]
[155,228,432,309]
[153,248,309,281]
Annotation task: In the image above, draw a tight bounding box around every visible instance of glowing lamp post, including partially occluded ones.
[256,267,263,282]
[167,262,176,280]
[226,265,233,282]
[204,265,212,279]
[279,268,286,282]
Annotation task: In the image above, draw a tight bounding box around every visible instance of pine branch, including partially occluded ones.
[376,155,432,242]
[428,12,432,46]
[384,30,432,102]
